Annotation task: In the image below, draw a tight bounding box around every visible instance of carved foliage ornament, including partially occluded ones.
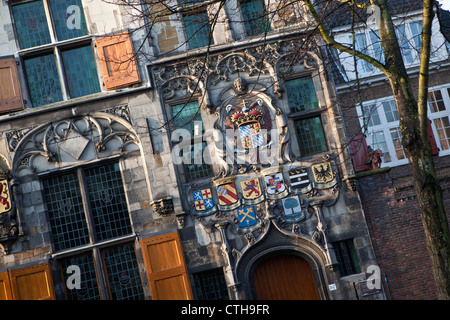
[10,107,139,176]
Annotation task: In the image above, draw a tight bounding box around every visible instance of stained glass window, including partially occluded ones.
[333,239,360,277]
[285,77,319,113]
[43,163,144,300]
[294,117,327,155]
[184,142,212,181]
[24,54,63,107]
[12,1,51,49]
[62,46,100,99]
[171,101,203,136]
[102,244,145,300]
[11,0,99,107]
[49,0,88,41]
[85,163,132,241]
[241,0,271,36]
[183,11,213,49]
[43,172,90,251]
[193,268,229,300]
[60,253,101,300]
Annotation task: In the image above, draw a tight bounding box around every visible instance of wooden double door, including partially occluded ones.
[253,255,320,300]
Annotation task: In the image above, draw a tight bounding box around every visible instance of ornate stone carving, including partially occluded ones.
[11,111,140,176]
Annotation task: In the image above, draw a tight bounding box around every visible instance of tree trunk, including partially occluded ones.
[376,0,450,299]
[389,73,450,299]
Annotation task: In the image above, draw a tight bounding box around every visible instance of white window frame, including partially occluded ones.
[334,16,449,80]
[357,97,409,167]
[359,83,450,168]
[427,84,450,156]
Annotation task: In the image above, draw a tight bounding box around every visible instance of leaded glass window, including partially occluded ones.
[43,172,89,251]
[60,253,101,300]
[171,101,203,136]
[285,77,319,113]
[62,46,100,99]
[183,11,213,49]
[294,117,328,156]
[12,1,51,49]
[11,0,100,107]
[24,54,63,107]
[85,163,132,241]
[102,244,145,300]
[193,268,229,300]
[333,239,361,277]
[185,142,212,181]
[43,163,145,300]
[241,0,271,36]
[49,0,88,41]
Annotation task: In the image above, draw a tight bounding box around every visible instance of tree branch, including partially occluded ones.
[418,0,435,143]
[302,0,389,77]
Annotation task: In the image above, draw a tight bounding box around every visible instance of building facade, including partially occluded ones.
[330,3,450,299]
[0,0,393,300]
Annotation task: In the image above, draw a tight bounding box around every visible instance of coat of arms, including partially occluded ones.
[262,166,288,199]
[288,168,312,194]
[230,100,264,150]
[237,206,257,228]
[281,196,306,223]
[240,178,264,204]
[214,177,240,211]
[192,188,216,216]
[312,162,338,189]
[0,179,11,214]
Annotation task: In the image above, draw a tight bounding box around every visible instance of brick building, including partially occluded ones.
[330,2,450,299]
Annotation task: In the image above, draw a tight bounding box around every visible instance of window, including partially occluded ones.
[42,162,144,300]
[428,86,450,153]
[285,77,328,156]
[240,0,271,36]
[193,268,229,300]
[11,0,100,107]
[359,98,407,166]
[335,20,423,79]
[351,33,373,73]
[333,239,361,277]
[285,77,319,113]
[171,102,211,181]
[294,117,328,155]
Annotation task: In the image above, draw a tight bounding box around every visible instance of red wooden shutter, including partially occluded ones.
[0,271,12,300]
[96,32,140,90]
[427,119,439,155]
[0,57,24,114]
[140,231,193,300]
[9,263,55,300]
[350,134,370,172]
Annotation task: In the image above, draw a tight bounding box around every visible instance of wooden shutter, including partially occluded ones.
[350,134,370,172]
[0,57,24,114]
[140,231,193,300]
[427,119,439,155]
[96,32,140,90]
[0,271,12,300]
[9,263,55,300]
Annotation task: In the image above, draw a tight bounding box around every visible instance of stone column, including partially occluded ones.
[310,200,337,269]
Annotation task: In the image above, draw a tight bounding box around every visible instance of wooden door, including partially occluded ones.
[253,255,319,300]
[140,231,193,300]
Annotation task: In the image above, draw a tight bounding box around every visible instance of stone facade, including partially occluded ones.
[0,0,386,300]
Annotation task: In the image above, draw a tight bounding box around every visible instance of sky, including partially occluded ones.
[439,0,450,10]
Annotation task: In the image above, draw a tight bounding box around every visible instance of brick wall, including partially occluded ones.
[356,156,450,300]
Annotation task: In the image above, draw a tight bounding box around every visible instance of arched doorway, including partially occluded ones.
[253,254,320,300]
